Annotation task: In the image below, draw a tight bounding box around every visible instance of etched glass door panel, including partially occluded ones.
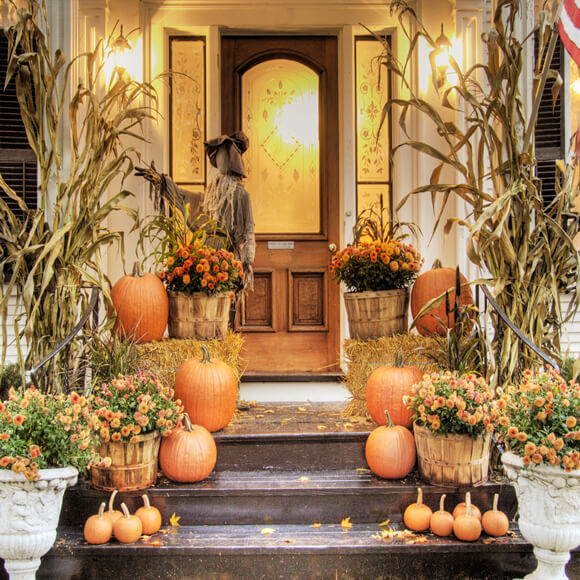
[242,59,320,234]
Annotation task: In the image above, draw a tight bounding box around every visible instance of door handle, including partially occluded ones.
[328,243,337,254]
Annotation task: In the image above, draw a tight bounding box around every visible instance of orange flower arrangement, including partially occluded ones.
[90,372,182,443]
[491,367,580,471]
[330,238,422,293]
[405,371,495,437]
[0,386,103,480]
[158,240,244,297]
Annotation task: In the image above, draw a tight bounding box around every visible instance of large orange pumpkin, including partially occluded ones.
[365,410,416,479]
[410,259,474,336]
[111,262,168,343]
[174,345,238,432]
[159,414,217,482]
[366,356,423,427]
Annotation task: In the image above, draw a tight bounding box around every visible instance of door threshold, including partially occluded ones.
[241,372,344,383]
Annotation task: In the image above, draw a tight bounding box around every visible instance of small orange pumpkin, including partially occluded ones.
[103,489,123,529]
[453,496,482,521]
[83,502,113,545]
[135,494,162,535]
[482,493,509,537]
[159,414,217,482]
[174,345,238,432]
[429,494,454,537]
[365,410,416,479]
[365,353,423,427]
[403,488,432,531]
[453,492,481,541]
[410,260,474,336]
[113,502,143,544]
[111,262,169,343]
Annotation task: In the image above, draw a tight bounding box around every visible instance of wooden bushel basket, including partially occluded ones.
[168,291,232,340]
[90,431,161,492]
[344,288,409,340]
[413,422,491,487]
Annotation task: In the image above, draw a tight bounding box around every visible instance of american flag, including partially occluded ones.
[559,0,580,67]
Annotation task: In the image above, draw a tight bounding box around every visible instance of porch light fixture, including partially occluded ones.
[431,24,452,89]
[104,24,142,83]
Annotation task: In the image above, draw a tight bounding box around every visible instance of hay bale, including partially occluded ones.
[341,333,440,419]
[136,331,245,386]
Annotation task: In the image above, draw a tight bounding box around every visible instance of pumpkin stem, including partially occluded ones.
[492,493,499,513]
[120,502,131,519]
[384,409,394,428]
[183,413,194,432]
[439,494,446,512]
[97,501,106,519]
[142,494,151,510]
[108,489,118,513]
[465,492,472,518]
[200,344,212,364]
[431,259,443,270]
[416,487,423,507]
[131,261,145,278]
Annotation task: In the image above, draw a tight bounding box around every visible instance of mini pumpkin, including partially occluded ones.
[403,488,432,532]
[453,496,482,521]
[135,494,162,535]
[365,410,416,479]
[429,494,454,537]
[84,502,113,545]
[159,413,217,482]
[365,353,423,427]
[174,345,238,432]
[104,489,123,528]
[113,502,143,544]
[482,493,509,537]
[453,492,482,541]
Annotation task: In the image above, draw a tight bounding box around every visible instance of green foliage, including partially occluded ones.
[0,1,164,391]
[560,355,580,383]
[376,0,580,385]
[0,363,23,401]
[0,386,101,478]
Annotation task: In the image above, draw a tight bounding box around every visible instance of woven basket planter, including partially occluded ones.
[413,422,491,487]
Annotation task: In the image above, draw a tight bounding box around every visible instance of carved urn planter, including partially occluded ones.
[501,452,580,580]
[0,466,78,580]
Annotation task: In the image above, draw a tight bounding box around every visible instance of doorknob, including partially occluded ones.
[328,243,337,253]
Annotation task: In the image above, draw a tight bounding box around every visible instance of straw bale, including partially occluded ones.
[136,331,245,387]
[341,333,440,419]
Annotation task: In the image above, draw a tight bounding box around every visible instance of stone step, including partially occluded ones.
[60,469,517,528]
[8,522,574,580]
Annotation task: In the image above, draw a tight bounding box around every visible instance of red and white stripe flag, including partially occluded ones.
[559,0,580,67]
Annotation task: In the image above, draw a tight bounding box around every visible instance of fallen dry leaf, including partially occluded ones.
[256,414,265,418]
[264,409,275,414]
[406,536,428,544]
[261,527,276,536]
[143,539,164,546]
[299,476,309,482]
[298,407,307,412]
[312,522,322,528]
[285,538,296,544]
[343,423,354,430]
[170,513,181,527]
[341,517,353,529]
[379,519,391,527]
[317,425,328,431]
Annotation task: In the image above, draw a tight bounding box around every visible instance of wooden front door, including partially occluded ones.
[221,36,340,374]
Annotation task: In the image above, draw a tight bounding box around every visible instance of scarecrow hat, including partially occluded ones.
[204,131,249,177]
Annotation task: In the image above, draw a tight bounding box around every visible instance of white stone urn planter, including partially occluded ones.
[501,451,580,580]
[0,466,78,580]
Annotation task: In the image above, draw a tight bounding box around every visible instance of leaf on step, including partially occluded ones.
[170,512,181,527]
[142,538,164,546]
[341,517,353,529]
[379,519,391,528]
[482,538,495,544]
[317,425,327,430]
[299,476,309,482]
[264,409,275,414]
[298,407,307,412]
[406,536,428,544]
[261,527,276,536]
[312,522,322,528]
[285,538,296,544]
[256,414,265,418]
[356,468,371,473]
[343,423,354,430]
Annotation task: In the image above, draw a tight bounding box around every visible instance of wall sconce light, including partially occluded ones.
[104,23,143,84]
[430,24,452,89]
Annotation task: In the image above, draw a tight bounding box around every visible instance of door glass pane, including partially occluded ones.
[242,59,320,234]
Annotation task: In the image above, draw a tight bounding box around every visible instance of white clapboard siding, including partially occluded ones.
[560,294,580,358]
[2,287,25,364]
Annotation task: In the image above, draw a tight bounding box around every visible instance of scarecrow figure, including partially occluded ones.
[136,131,255,290]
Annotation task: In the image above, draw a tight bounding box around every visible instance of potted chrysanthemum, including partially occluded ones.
[0,386,105,579]
[329,195,423,339]
[405,370,495,487]
[491,367,580,580]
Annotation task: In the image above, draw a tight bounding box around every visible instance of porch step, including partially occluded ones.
[60,469,518,528]
[12,523,570,580]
